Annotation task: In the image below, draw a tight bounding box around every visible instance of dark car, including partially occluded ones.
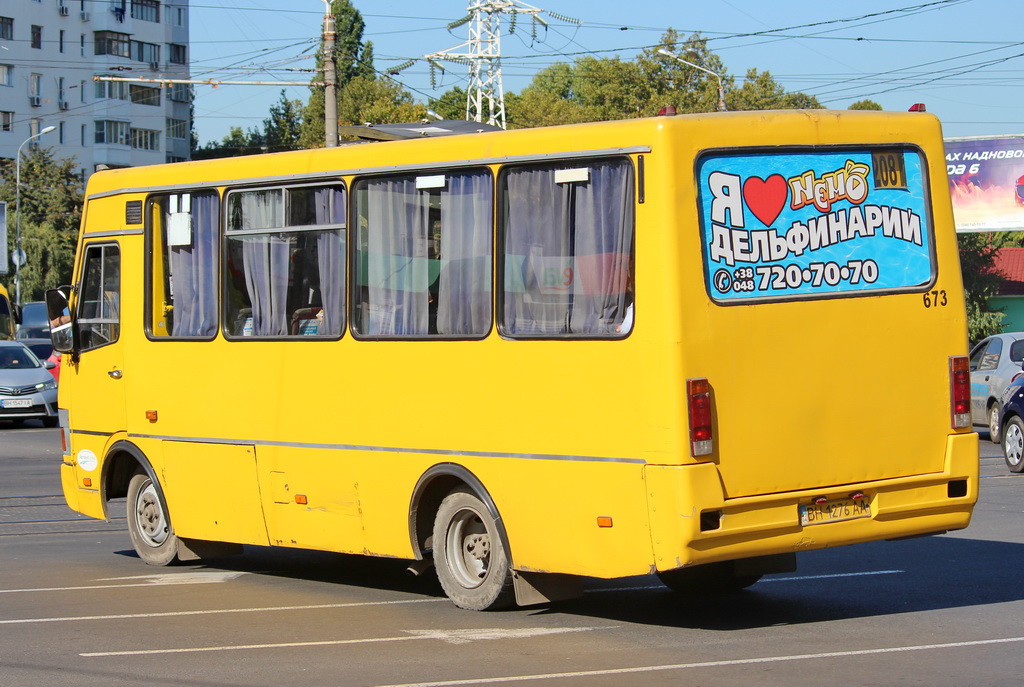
[999,378,1024,471]
[15,301,50,339]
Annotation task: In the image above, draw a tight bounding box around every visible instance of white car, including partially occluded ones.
[0,341,58,427]
[969,332,1024,442]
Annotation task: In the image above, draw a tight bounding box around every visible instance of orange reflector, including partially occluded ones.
[145,410,158,422]
[61,428,67,453]
[83,477,92,487]
[295,494,308,505]
[596,516,613,528]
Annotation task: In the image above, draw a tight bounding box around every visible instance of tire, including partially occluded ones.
[989,403,1002,443]
[127,471,180,565]
[432,488,515,611]
[657,561,762,595]
[1002,416,1024,473]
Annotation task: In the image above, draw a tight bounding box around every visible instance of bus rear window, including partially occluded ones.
[697,148,935,303]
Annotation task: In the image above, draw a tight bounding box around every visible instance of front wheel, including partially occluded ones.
[432,488,515,611]
[127,471,180,565]
[989,403,1002,443]
[1002,416,1024,473]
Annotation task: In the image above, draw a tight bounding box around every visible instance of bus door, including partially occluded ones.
[66,242,126,493]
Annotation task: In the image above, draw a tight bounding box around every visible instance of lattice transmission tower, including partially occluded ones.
[388,1,580,129]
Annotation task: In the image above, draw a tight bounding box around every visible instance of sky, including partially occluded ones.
[188,0,1024,146]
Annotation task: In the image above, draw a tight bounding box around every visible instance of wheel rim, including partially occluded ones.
[445,507,490,589]
[990,406,1000,437]
[1005,424,1024,467]
[134,480,169,547]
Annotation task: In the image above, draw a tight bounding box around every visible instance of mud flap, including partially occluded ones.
[512,570,584,606]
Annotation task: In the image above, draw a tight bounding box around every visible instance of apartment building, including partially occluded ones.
[0,0,191,179]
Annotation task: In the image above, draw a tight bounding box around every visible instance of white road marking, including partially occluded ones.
[370,636,1024,687]
[0,571,248,594]
[81,626,606,657]
[0,598,445,625]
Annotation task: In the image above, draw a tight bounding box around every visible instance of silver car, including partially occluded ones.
[970,332,1024,442]
[0,341,58,428]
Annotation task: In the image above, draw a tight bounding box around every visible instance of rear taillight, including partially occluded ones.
[687,378,713,456]
[950,355,971,429]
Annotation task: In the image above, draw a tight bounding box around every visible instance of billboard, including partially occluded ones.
[946,135,1024,233]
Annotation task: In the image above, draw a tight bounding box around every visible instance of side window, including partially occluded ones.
[979,337,1003,371]
[351,169,493,338]
[500,158,634,338]
[224,183,346,338]
[147,190,219,338]
[78,243,120,351]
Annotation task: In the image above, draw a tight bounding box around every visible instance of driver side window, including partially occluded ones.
[78,243,120,352]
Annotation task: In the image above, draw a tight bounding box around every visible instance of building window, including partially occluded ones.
[168,43,186,64]
[96,120,130,145]
[30,73,42,97]
[0,112,12,132]
[30,119,41,137]
[96,79,129,100]
[59,30,65,54]
[130,127,160,151]
[166,118,187,139]
[131,0,160,23]
[80,34,85,57]
[0,65,11,87]
[132,40,160,64]
[59,122,65,144]
[80,79,86,103]
[168,82,190,103]
[31,26,42,50]
[129,84,160,105]
[0,17,13,41]
[95,31,131,58]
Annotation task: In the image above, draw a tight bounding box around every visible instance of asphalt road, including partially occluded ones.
[2,421,1024,686]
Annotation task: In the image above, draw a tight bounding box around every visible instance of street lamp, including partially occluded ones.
[658,48,727,112]
[15,125,56,306]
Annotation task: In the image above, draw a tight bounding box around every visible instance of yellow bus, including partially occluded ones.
[49,110,978,610]
[0,284,13,340]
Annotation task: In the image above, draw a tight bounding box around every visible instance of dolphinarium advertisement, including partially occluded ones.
[696,149,934,303]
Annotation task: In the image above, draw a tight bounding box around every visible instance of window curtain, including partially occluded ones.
[365,178,429,335]
[240,192,290,336]
[314,187,346,336]
[437,171,492,336]
[169,192,218,337]
[503,160,633,336]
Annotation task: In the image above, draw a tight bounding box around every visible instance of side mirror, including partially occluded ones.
[46,286,74,354]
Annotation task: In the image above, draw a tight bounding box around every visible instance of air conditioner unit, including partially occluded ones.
[149,62,160,71]
[29,95,41,107]
[59,5,70,16]
[80,11,90,21]
[58,99,68,110]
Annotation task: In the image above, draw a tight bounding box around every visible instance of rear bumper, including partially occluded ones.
[645,432,979,571]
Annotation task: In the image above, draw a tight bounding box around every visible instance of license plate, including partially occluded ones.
[800,497,871,527]
[1,399,32,409]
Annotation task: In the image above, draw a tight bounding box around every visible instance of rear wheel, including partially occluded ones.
[432,488,515,611]
[989,403,1002,443]
[127,471,180,565]
[1002,416,1024,473]
[657,561,762,594]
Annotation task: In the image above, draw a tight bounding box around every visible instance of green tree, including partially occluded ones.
[849,99,883,110]
[958,232,1022,342]
[337,76,426,136]
[0,146,82,300]
[428,86,470,120]
[637,30,731,115]
[192,126,264,160]
[262,90,304,152]
[728,68,823,111]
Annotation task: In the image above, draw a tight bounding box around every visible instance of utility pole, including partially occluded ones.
[322,0,338,147]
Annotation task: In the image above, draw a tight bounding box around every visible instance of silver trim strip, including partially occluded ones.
[85,146,652,200]
[127,433,647,465]
[82,229,144,238]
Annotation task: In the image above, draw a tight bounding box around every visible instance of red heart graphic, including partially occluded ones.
[742,174,788,227]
